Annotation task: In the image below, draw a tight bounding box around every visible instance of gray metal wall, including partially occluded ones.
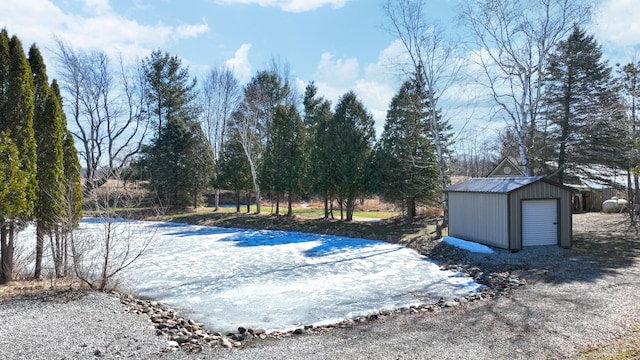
[448,192,509,249]
[508,181,573,249]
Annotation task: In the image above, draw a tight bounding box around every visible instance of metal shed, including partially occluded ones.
[444,176,575,251]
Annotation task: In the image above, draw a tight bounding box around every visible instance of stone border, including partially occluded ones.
[119,241,528,353]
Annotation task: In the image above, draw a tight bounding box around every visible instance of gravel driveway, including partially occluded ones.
[1,212,639,359]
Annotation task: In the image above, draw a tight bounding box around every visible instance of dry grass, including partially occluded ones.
[577,324,640,359]
[0,278,80,300]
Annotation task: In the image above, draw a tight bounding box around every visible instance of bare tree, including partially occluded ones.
[70,169,152,290]
[460,0,591,176]
[382,0,464,227]
[54,39,150,193]
[201,66,242,209]
[230,65,295,214]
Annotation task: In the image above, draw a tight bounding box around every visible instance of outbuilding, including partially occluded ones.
[444,176,575,251]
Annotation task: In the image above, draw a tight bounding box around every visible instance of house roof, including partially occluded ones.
[486,157,524,177]
[444,176,576,194]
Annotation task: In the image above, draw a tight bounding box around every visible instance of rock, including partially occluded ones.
[173,335,190,344]
[221,337,234,349]
[238,326,247,334]
[166,341,179,348]
[293,328,304,335]
[248,328,266,335]
[443,300,459,308]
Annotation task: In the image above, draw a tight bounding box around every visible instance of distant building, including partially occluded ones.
[485,157,524,178]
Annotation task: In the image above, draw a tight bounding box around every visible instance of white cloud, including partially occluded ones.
[316,52,359,87]
[0,0,209,70]
[217,0,347,13]
[595,0,640,47]
[302,43,404,138]
[82,0,112,15]
[224,43,253,83]
[176,21,210,38]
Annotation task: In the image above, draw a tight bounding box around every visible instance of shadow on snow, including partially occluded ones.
[164,224,388,258]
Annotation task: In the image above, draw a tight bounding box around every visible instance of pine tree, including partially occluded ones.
[302,82,334,218]
[143,120,214,208]
[329,91,375,221]
[375,78,438,224]
[544,26,625,183]
[216,137,252,212]
[142,50,198,132]
[260,104,304,215]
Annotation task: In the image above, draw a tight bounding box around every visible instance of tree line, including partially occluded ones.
[0,29,83,284]
[128,53,446,224]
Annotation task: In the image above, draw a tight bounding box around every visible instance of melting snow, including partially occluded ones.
[38,219,485,332]
[443,236,495,254]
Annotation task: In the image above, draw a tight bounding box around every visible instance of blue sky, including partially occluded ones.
[1,0,639,138]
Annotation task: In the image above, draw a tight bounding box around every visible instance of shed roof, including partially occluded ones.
[444,176,575,194]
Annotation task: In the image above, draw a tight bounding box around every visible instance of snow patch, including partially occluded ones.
[443,236,495,254]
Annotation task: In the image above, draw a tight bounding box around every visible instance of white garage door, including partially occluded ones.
[522,199,558,246]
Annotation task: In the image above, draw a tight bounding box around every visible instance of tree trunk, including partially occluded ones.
[214,189,220,211]
[35,223,44,279]
[634,172,640,205]
[329,197,334,220]
[235,190,241,212]
[0,222,9,284]
[275,192,280,215]
[345,197,355,221]
[406,197,415,225]
[62,227,68,277]
[287,191,294,217]
[323,192,329,219]
[0,222,15,284]
[246,191,251,213]
[427,89,450,228]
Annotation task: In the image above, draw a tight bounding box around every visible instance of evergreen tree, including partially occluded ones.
[375,78,438,224]
[216,138,252,212]
[0,32,37,283]
[328,91,375,221]
[30,45,66,279]
[302,83,334,218]
[142,50,198,132]
[0,131,28,283]
[62,125,83,230]
[260,104,304,215]
[140,50,212,208]
[143,120,214,208]
[543,26,625,183]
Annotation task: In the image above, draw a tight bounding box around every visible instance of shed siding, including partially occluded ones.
[448,192,509,248]
[508,181,572,249]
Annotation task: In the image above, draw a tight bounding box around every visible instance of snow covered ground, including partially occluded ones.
[28,219,485,333]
